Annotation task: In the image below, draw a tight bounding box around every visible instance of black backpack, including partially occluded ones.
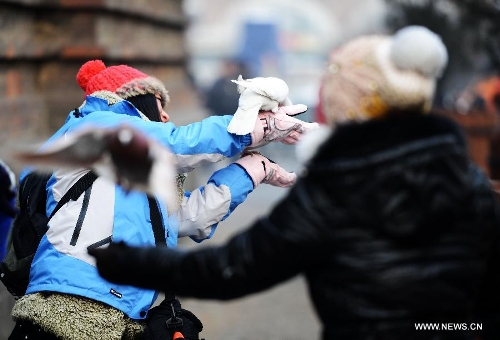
[0,171,97,297]
[0,169,166,298]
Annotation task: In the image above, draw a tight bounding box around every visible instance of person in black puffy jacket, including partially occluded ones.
[89,26,500,340]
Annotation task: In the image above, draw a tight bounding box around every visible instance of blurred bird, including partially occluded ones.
[14,125,178,210]
[227,75,293,135]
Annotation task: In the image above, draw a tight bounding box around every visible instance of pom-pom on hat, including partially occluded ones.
[76,60,170,107]
[320,25,448,125]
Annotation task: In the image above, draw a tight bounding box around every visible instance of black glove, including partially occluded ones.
[0,160,17,218]
[88,241,176,290]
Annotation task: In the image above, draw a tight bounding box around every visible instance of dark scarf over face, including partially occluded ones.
[127,94,161,122]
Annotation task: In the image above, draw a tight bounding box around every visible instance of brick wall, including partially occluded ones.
[0,0,203,173]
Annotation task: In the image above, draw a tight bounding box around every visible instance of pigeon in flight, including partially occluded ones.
[14,125,178,210]
[227,75,293,135]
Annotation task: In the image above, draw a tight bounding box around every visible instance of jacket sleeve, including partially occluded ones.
[71,111,253,173]
[167,179,327,299]
[95,178,328,299]
[110,114,253,173]
[176,163,255,241]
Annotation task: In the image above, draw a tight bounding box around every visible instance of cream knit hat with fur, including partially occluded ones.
[320,25,448,125]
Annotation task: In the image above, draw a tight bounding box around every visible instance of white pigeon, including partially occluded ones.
[13,124,179,211]
[227,75,293,135]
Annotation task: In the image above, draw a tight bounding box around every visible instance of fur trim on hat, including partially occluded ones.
[115,76,170,108]
[90,90,125,106]
[77,60,170,107]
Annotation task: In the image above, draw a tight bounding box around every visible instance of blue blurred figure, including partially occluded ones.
[0,160,17,260]
[204,58,251,117]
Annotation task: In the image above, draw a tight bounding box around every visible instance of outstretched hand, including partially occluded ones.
[250,104,319,148]
[234,150,296,188]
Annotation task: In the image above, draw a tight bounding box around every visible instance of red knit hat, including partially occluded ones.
[76,60,170,107]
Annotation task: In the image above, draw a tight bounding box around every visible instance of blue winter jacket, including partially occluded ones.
[24,96,255,319]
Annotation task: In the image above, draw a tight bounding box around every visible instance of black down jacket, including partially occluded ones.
[93,113,500,340]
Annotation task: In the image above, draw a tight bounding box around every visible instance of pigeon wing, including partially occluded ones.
[14,126,109,169]
[14,125,179,211]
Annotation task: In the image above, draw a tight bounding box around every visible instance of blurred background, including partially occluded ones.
[1,0,500,339]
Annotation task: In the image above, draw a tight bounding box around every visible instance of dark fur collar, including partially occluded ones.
[312,112,467,162]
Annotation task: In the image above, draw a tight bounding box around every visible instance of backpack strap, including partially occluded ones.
[47,171,165,247]
[48,171,98,220]
[147,195,176,303]
[147,195,167,247]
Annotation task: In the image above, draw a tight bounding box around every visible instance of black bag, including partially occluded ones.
[0,171,97,297]
[143,297,204,340]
